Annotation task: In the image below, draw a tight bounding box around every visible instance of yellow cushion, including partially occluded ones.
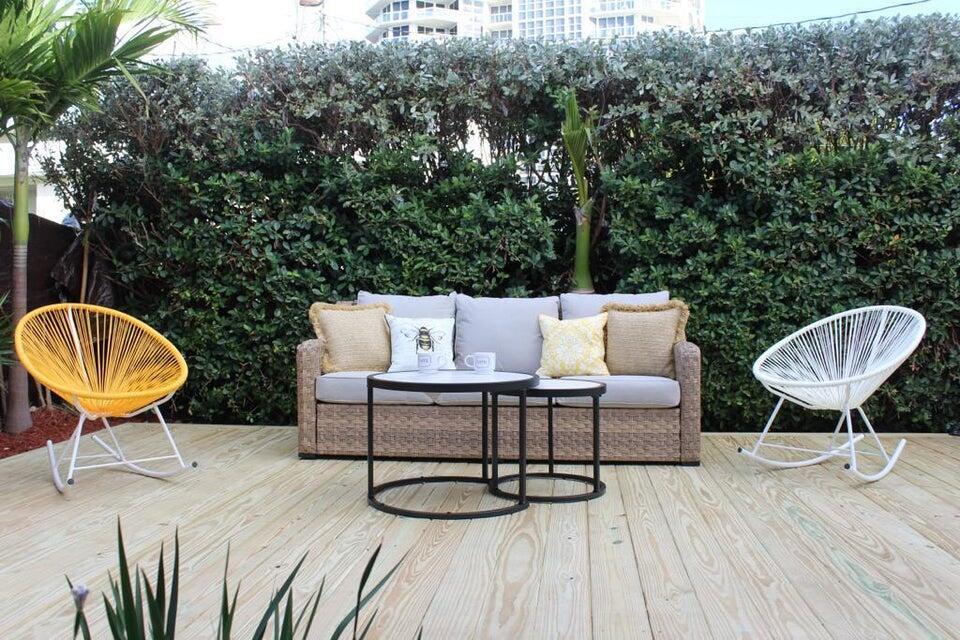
[602,300,689,378]
[536,313,609,377]
[308,302,392,373]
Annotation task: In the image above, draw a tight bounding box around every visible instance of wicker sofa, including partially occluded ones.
[296,292,701,464]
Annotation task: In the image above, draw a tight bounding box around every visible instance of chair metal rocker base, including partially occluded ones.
[739,397,907,483]
[47,405,195,493]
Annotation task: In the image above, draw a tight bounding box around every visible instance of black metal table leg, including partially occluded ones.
[491,393,499,483]
[519,390,527,505]
[593,395,601,491]
[481,392,489,481]
[547,396,555,475]
[367,386,374,497]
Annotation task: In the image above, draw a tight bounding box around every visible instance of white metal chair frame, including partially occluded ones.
[46,392,195,493]
[740,305,926,482]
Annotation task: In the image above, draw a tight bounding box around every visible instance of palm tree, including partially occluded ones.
[561,88,596,293]
[0,0,207,433]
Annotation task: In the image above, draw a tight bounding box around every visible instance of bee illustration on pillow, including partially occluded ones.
[401,325,446,353]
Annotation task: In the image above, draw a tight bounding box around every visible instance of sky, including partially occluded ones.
[704,0,959,32]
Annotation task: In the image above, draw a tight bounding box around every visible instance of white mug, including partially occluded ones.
[464,352,496,374]
[417,352,448,373]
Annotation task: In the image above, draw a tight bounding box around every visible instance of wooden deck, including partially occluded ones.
[1,424,958,639]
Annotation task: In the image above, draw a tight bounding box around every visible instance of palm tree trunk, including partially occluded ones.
[4,131,33,433]
[572,220,594,293]
[79,228,90,303]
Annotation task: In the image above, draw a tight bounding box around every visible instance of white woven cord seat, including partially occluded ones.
[740,305,925,482]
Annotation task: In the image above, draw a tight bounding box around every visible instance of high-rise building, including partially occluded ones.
[591,0,703,39]
[366,0,703,43]
[366,1,485,43]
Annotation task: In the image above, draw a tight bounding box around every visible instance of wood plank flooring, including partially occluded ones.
[1,424,958,639]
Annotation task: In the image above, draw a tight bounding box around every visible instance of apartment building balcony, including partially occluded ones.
[367,3,462,41]
[592,0,637,16]
[371,6,460,25]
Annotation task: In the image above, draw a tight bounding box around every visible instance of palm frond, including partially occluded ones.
[0,0,66,130]
[3,0,208,133]
[561,89,592,207]
[113,0,211,34]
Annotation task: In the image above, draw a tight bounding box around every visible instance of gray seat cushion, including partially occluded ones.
[560,291,670,319]
[557,375,680,408]
[357,291,456,318]
[435,392,549,407]
[454,294,559,374]
[316,371,435,405]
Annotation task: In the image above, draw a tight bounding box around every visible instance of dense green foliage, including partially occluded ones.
[43,16,960,429]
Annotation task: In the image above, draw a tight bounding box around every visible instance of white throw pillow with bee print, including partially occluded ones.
[385,315,456,372]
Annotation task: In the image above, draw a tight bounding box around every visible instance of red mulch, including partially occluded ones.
[0,407,152,460]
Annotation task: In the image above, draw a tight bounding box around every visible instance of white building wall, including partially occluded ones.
[514,0,587,41]
[0,140,68,223]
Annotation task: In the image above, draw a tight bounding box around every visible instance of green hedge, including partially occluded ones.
[43,16,960,429]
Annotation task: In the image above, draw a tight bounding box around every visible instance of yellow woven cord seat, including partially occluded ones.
[15,304,194,491]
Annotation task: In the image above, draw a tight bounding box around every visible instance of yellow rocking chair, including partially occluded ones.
[14,303,194,491]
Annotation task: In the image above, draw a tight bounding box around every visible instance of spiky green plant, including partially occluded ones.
[68,521,403,639]
[560,88,598,293]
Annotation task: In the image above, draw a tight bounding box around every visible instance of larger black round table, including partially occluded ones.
[366,370,537,520]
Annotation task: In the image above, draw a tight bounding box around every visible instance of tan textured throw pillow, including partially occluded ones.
[602,301,690,378]
[308,302,392,373]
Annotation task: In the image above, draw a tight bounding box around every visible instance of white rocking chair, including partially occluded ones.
[740,305,925,482]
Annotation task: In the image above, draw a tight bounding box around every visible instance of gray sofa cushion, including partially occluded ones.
[560,291,670,319]
[435,392,549,407]
[357,291,456,318]
[316,371,435,405]
[316,371,679,408]
[556,375,680,408]
[454,294,560,374]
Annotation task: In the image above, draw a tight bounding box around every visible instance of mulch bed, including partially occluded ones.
[0,407,151,460]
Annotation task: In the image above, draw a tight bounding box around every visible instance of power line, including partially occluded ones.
[706,0,932,33]
[160,33,299,58]
[323,13,374,29]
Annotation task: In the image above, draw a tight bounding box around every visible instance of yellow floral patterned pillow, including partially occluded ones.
[537,313,609,377]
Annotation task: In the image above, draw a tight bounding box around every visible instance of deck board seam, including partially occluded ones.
[613,467,659,640]
[642,465,718,640]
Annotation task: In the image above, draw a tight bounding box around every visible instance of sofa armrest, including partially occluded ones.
[675,340,702,464]
[297,338,324,454]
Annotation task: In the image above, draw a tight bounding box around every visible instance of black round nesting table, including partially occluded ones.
[489,379,607,503]
[366,370,537,520]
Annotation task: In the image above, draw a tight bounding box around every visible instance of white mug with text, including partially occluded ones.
[417,352,448,373]
[464,352,496,374]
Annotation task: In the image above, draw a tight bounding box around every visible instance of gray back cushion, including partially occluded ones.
[357,291,456,318]
[454,294,560,374]
[560,291,670,319]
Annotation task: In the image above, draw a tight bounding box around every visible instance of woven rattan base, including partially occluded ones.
[306,403,683,463]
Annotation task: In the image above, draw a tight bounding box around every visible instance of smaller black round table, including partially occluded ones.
[366,370,537,520]
[489,379,606,504]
